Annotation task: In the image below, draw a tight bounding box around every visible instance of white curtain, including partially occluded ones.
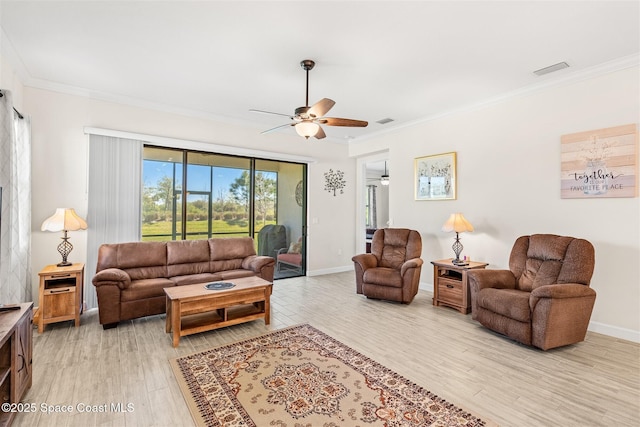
[0,90,31,304]
[85,134,142,309]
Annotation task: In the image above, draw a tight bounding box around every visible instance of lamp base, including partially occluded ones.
[451,232,464,264]
[57,231,73,267]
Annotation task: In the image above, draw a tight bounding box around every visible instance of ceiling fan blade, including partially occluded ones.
[314,126,326,139]
[320,117,368,127]
[260,123,294,134]
[308,98,335,118]
[250,109,294,119]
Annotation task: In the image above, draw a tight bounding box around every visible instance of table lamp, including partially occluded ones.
[41,208,88,267]
[442,213,474,265]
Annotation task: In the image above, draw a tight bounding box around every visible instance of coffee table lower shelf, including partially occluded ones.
[178,304,266,334]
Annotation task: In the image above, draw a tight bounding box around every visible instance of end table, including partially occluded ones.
[37,263,84,333]
[431,259,488,314]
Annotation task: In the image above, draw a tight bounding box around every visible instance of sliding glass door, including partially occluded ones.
[141,146,306,278]
[254,160,306,279]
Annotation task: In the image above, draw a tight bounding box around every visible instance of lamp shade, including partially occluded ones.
[295,121,320,139]
[41,208,88,232]
[442,213,474,233]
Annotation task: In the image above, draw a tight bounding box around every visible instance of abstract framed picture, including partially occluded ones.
[414,152,457,200]
[561,124,638,199]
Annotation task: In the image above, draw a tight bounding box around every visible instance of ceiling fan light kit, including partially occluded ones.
[295,121,320,139]
[251,59,368,140]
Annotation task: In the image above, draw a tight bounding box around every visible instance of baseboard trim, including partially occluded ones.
[588,321,640,343]
[419,281,433,293]
[307,265,353,277]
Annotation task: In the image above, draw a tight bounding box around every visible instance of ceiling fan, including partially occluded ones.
[250,59,368,139]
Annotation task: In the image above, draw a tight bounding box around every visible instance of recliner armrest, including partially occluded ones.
[352,253,377,270]
[467,269,516,292]
[530,283,596,299]
[401,257,423,276]
[92,268,131,290]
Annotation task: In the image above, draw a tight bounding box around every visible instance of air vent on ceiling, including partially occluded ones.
[533,62,570,76]
[376,118,394,125]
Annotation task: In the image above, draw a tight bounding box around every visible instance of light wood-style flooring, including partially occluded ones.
[16,272,640,426]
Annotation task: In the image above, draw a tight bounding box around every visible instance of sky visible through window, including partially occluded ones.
[143,160,245,198]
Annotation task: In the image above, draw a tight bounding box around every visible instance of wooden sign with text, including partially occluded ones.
[561,124,637,199]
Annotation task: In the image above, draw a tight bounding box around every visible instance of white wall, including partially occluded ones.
[351,65,640,341]
[0,53,24,106]
[24,87,357,302]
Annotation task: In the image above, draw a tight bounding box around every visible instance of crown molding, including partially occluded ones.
[350,53,640,145]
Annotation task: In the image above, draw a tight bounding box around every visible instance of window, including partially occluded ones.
[141,147,304,253]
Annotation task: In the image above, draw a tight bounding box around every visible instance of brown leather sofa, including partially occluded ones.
[467,234,596,350]
[352,228,423,304]
[92,237,275,328]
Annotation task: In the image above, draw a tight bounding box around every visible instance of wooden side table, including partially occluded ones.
[37,263,84,333]
[431,259,488,314]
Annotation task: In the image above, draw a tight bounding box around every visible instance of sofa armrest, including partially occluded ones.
[242,255,276,274]
[92,268,131,290]
[467,269,516,293]
[351,253,377,271]
[401,257,424,276]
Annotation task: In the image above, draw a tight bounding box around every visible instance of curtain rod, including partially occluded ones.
[0,90,24,119]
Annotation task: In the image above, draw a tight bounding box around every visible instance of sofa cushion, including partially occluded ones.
[209,237,256,261]
[476,288,531,322]
[170,273,223,286]
[121,278,175,302]
[97,241,168,280]
[220,269,256,280]
[211,259,244,273]
[167,239,211,277]
[363,267,402,288]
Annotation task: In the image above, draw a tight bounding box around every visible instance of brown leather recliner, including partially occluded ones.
[468,234,596,350]
[352,228,423,304]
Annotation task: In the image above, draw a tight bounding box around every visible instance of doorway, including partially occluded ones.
[356,154,390,253]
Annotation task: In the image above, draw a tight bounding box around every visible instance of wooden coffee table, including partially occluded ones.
[164,276,272,347]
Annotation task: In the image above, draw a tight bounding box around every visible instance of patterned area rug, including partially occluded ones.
[170,324,492,426]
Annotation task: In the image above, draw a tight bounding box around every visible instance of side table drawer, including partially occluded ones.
[43,287,76,318]
[437,278,462,304]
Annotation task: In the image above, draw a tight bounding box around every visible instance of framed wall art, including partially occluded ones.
[414,152,457,200]
[561,124,637,199]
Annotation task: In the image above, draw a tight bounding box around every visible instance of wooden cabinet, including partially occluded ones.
[431,259,488,314]
[37,263,84,333]
[0,303,33,426]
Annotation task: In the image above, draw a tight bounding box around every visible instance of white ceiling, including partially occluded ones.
[1,1,638,143]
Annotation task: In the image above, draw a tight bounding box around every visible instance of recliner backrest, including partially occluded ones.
[371,228,422,270]
[509,234,595,291]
